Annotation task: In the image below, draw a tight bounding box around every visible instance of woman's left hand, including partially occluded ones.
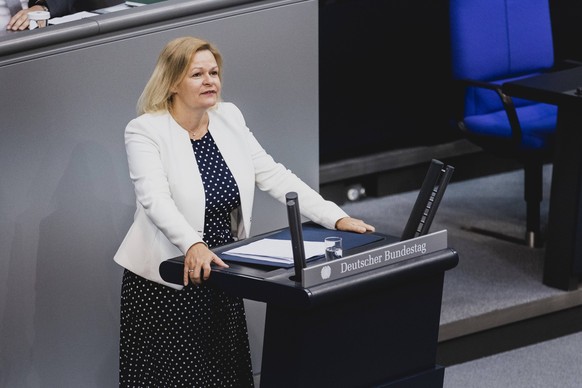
[183,242,229,286]
[335,217,375,234]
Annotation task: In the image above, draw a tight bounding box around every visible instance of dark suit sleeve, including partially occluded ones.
[46,0,77,17]
[27,0,76,18]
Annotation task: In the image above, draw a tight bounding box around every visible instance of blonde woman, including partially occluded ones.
[114,36,374,386]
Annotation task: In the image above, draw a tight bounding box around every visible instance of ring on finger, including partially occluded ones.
[188,269,195,273]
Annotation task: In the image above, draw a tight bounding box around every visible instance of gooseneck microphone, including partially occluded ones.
[286,192,306,281]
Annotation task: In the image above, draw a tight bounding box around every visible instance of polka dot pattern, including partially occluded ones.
[192,132,241,247]
[119,132,254,387]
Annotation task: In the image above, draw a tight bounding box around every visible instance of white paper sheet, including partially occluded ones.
[48,11,99,25]
[94,4,132,13]
[224,239,326,264]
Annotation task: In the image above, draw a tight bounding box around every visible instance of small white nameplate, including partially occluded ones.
[301,229,448,288]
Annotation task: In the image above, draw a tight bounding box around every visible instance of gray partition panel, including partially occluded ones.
[0,0,318,385]
[0,0,260,56]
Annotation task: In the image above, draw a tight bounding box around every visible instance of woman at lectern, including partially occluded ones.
[113,36,375,387]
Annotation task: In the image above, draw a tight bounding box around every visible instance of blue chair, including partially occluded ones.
[449,0,573,248]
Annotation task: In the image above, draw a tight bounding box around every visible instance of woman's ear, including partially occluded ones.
[169,81,179,94]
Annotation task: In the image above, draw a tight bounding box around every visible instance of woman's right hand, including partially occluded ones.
[183,242,229,286]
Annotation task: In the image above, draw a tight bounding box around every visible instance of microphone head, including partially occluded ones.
[286,191,298,204]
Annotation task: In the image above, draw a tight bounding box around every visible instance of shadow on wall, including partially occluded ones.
[0,141,134,386]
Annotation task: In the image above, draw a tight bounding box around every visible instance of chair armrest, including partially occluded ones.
[453,78,522,144]
[456,78,503,91]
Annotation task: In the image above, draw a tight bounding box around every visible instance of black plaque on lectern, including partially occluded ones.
[401,159,454,241]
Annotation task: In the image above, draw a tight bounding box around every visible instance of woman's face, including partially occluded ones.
[172,49,221,112]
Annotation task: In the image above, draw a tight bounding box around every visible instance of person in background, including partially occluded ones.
[1,0,27,29]
[113,35,375,386]
[6,0,86,30]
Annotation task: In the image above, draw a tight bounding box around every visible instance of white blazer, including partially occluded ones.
[114,102,348,289]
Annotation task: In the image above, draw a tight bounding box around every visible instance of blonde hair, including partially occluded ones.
[136,36,223,115]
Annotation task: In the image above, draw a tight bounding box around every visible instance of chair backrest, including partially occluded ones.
[450,0,555,116]
[450,0,554,81]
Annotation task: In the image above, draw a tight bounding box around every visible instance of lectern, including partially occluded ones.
[160,225,458,388]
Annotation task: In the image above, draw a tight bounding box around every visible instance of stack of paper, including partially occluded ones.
[224,239,325,265]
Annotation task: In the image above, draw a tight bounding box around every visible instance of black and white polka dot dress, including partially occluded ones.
[119,131,254,387]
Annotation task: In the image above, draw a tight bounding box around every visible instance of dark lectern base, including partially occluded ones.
[260,272,447,388]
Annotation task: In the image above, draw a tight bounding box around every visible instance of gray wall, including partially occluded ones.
[0,0,318,385]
